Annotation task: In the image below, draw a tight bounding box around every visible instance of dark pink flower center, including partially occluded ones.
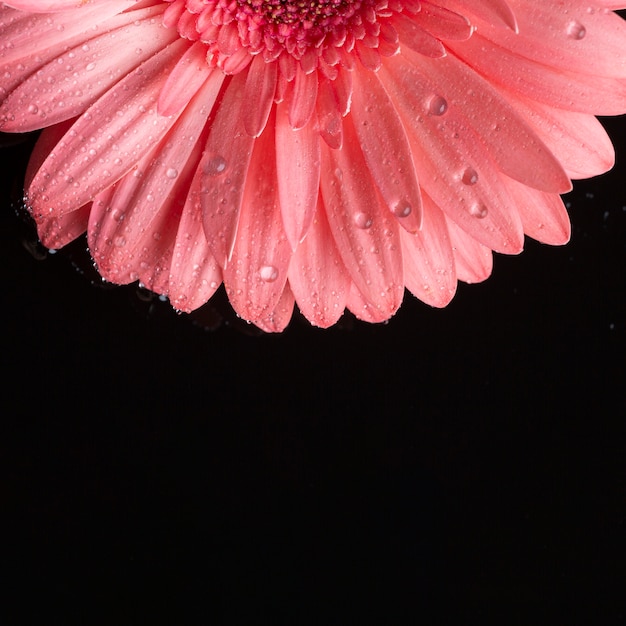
[163,0,422,74]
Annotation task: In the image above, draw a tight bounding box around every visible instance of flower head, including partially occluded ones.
[1,0,625,330]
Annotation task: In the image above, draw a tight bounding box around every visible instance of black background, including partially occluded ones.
[1,113,624,622]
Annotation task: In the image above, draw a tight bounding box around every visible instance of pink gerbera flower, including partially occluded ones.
[1,1,625,331]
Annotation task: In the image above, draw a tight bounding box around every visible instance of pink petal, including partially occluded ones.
[25,120,89,248]
[401,194,457,308]
[253,285,296,333]
[500,95,615,180]
[379,58,525,254]
[400,49,572,194]
[222,116,293,324]
[2,8,177,132]
[287,65,318,130]
[316,76,344,149]
[0,1,148,68]
[350,67,423,233]
[27,39,190,219]
[450,32,626,116]
[197,72,255,268]
[414,3,473,41]
[242,54,277,137]
[5,0,113,10]
[320,117,404,320]
[275,100,321,249]
[446,219,493,284]
[169,197,222,313]
[88,71,221,288]
[392,14,446,58]
[473,2,626,79]
[504,180,571,246]
[288,201,350,328]
[158,41,215,117]
[438,0,518,32]
[346,282,403,324]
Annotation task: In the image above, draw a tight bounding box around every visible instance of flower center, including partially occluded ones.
[163,0,417,75]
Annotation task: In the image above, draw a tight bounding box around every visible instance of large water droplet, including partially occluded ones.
[427,94,448,116]
[469,203,488,219]
[392,201,412,218]
[461,167,478,186]
[259,265,278,282]
[354,212,373,229]
[566,20,586,40]
[165,167,178,179]
[204,155,227,176]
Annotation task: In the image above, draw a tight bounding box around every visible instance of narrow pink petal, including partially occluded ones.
[25,120,90,248]
[449,33,626,116]
[392,14,446,58]
[330,66,352,117]
[5,0,112,10]
[401,194,457,308]
[2,9,177,132]
[0,1,147,68]
[288,65,318,130]
[27,39,189,219]
[242,54,277,137]
[38,205,91,250]
[316,76,343,149]
[400,49,572,193]
[346,282,403,324]
[288,200,350,328]
[499,95,615,180]
[446,218,493,284]
[504,179,571,246]
[379,58,525,254]
[438,0,518,33]
[222,117,293,324]
[158,41,214,117]
[275,100,321,249]
[320,117,404,319]
[350,67,423,232]
[254,285,295,333]
[471,3,626,79]
[169,197,222,313]
[414,4,473,41]
[88,72,219,288]
[197,72,255,268]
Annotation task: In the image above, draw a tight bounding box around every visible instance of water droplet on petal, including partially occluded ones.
[469,203,488,219]
[259,265,278,282]
[427,94,448,116]
[566,20,586,40]
[354,212,373,229]
[204,155,227,176]
[392,201,412,218]
[165,167,178,179]
[461,167,479,185]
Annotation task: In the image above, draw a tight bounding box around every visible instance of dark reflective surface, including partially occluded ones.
[1,114,624,623]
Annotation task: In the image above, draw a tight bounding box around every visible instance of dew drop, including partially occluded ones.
[27,104,38,115]
[427,94,448,116]
[259,265,278,282]
[165,167,178,179]
[469,203,488,219]
[354,212,373,229]
[461,167,478,186]
[392,201,412,218]
[204,155,227,176]
[566,20,586,40]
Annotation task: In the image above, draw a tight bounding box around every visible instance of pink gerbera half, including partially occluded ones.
[1,1,625,331]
